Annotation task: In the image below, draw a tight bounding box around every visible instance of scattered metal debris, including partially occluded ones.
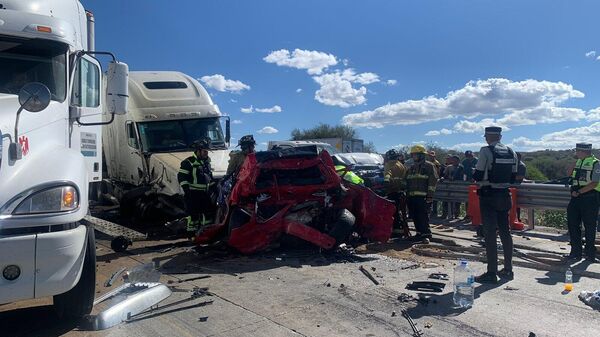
[85,282,172,330]
[401,308,422,337]
[397,293,416,303]
[406,281,445,292]
[428,273,449,281]
[359,265,380,285]
[104,267,127,287]
[391,310,396,317]
[424,321,433,329]
[167,275,211,284]
[504,286,520,291]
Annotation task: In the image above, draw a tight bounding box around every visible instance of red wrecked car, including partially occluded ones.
[196,146,394,254]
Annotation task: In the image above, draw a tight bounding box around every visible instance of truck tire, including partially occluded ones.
[53,226,96,319]
[328,209,355,244]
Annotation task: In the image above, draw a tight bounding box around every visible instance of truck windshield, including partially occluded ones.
[0,37,67,102]
[137,118,226,152]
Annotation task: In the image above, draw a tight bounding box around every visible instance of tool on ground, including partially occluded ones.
[359,265,380,285]
[401,308,423,337]
[406,281,445,292]
[428,272,449,280]
[167,275,211,284]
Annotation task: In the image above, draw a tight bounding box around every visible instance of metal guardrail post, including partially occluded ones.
[433,181,572,230]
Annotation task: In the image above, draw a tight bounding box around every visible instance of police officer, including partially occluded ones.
[566,143,599,262]
[178,139,214,232]
[227,135,256,177]
[473,126,518,283]
[405,144,438,243]
[384,149,408,236]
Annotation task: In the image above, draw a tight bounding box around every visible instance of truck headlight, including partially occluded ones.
[11,186,79,215]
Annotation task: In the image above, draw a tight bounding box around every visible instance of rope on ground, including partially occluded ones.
[411,243,600,280]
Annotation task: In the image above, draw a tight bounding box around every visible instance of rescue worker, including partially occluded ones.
[226,135,256,177]
[384,149,408,236]
[566,143,599,262]
[473,126,518,283]
[332,156,364,185]
[178,139,214,232]
[405,144,438,243]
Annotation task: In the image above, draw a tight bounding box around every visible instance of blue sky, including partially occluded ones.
[83,0,600,152]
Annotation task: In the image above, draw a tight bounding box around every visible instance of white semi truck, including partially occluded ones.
[0,0,129,318]
[102,71,231,223]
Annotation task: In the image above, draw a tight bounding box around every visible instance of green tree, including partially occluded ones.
[291,123,357,140]
[525,164,548,181]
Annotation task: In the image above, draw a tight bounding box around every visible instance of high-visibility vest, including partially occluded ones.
[335,165,364,185]
[571,155,600,192]
[178,154,214,191]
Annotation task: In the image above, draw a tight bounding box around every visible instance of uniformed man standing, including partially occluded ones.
[473,127,518,283]
[566,143,599,262]
[405,145,438,243]
[226,135,256,177]
[178,139,214,232]
[384,149,408,236]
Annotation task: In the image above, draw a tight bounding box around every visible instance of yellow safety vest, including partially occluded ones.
[571,156,600,192]
[335,165,364,185]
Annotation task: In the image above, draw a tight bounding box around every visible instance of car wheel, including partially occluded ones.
[328,209,356,244]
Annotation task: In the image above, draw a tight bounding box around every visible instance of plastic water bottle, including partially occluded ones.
[564,268,573,292]
[453,259,474,308]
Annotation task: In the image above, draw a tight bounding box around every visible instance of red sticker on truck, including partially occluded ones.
[19,136,29,156]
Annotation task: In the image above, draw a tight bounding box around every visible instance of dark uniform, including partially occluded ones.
[178,140,214,232]
[473,126,518,283]
[406,145,438,241]
[566,143,600,262]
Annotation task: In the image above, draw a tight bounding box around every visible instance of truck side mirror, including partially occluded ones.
[10,83,52,161]
[225,118,231,144]
[105,61,129,115]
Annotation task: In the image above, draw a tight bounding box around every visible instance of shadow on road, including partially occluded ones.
[0,305,80,337]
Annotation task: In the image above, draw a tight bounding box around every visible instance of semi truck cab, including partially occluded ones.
[0,0,128,318]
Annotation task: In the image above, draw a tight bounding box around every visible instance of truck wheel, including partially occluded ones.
[328,209,356,244]
[54,226,96,319]
[110,235,131,252]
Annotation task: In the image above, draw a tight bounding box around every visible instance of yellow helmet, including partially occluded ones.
[410,144,427,154]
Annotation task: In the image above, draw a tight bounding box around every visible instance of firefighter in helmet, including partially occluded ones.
[384,149,408,236]
[178,139,214,232]
[405,144,438,243]
[227,135,256,177]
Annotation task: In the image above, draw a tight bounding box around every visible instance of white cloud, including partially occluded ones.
[342,78,585,129]
[386,79,398,86]
[313,72,368,108]
[232,119,243,124]
[586,107,600,121]
[296,88,303,93]
[255,105,282,113]
[511,123,600,151]
[586,50,596,58]
[339,69,380,85]
[240,105,254,113]
[230,99,238,103]
[597,56,600,61]
[425,128,453,136]
[257,126,279,134]
[342,59,350,67]
[263,49,338,75]
[199,74,250,93]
